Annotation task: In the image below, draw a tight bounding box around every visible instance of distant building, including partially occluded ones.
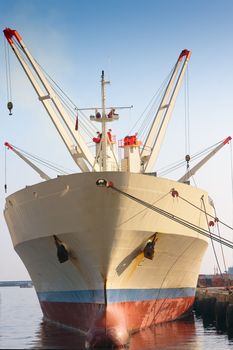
[197,273,233,288]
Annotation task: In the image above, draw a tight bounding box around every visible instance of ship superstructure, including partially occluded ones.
[3,28,231,348]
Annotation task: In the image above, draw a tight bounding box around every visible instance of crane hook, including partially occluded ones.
[7,101,13,116]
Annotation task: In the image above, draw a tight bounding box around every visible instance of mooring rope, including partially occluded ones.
[98,181,233,251]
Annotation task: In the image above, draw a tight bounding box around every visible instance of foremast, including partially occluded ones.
[89,70,123,172]
[101,70,109,171]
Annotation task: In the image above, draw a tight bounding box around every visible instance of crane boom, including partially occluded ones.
[141,50,191,173]
[3,28,99,173]
[178,136,232,183]
[4,142,51,181]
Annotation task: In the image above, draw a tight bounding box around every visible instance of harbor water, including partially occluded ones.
[0,287,233,349]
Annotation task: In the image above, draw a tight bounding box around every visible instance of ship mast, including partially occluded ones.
[101,70,110,171]
[89,72,132,172]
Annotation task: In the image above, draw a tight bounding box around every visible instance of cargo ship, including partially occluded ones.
[3,28,229,348]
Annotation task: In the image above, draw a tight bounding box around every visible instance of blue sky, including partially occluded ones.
[0,0,233,279]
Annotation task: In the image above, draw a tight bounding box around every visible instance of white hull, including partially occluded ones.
[4,172,212,346]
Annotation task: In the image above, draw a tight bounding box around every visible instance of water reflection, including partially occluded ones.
[31,314,200,349]
[130,315,199,350]
[30,321,86,349]
[2,288,233,349]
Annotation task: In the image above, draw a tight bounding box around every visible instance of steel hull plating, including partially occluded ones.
[4,172,212,346]
[40,296,194,347]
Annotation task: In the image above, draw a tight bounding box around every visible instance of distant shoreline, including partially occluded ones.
[0,280,33,287]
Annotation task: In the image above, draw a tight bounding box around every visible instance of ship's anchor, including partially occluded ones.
[53,235,69,263]
[143,234,157,260]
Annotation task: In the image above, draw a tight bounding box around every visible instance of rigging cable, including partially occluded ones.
[4,38,13,115]
[35,59,99,134]
[184,66,190,157]
[230,141,233,229]
[229,140,233,264]
[13,39,98,138]
[152,234,196,323]
[10,144,75,175]
[156,139,225,177]
[43,76,98,135]
[139,68,175,142]
[178,192,233,231]
[101,183,233,250]
[128,65,175,138]
[214,207,229,286]
[184,67,191,176]
[4,146,7,193]
[100,181,233,303]
[52,87,96,138]
[201,196,224,279]
[35,59,98,137]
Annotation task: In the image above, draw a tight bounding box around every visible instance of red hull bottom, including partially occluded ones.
[40,296,195,348]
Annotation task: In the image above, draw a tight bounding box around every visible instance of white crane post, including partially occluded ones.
[141,50,191,173]
[178,136,232,183]
[3,28,99,173]
[141,53,183,160]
